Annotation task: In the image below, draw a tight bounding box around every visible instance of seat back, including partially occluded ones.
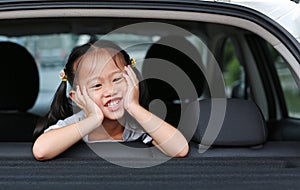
[142,35,206,126]
[186,98,267,147]
[0,41,39,141]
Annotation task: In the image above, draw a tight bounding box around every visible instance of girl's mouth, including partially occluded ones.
[104,98,122,111]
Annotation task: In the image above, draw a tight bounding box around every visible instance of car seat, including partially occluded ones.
[142,35,206,127]
[0,41,39,141]
[183,98,267,148]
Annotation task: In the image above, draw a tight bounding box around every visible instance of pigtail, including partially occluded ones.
[33,43,92,140]
[33,77,73,140]
[47,79,73,124]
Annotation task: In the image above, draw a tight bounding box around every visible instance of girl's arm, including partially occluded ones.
[32,86,103,161]
[32,116,100,160]
[129,105,189,157]
[123,66,189,157]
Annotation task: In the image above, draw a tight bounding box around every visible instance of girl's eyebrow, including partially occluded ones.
[87,76,100,84]
[87,70,123,84]
[108,70,123,77]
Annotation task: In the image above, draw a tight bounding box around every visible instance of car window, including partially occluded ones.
[0,33,154,116]
[269,45,300,118]
[220,37,245,98]
[0,24,296,121]
[35,34,76,67]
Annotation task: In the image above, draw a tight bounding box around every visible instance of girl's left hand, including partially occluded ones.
[123,65,140,113]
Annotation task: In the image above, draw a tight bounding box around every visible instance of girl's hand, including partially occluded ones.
[72,85,104,123]
[123,66,140,113]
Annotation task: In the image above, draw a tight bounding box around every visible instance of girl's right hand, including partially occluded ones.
[72,85,104,123]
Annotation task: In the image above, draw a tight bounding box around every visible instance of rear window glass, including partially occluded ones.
[0,34,154,116]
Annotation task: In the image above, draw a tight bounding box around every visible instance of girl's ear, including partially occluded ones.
[69,90,76,102]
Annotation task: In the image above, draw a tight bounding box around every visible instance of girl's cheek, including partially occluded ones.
[93,93,104,108]
[119,82,128,94]
[89,91,100,102]
[113,81,127,92]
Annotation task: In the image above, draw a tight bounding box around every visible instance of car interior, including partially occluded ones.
[0,0,292,188]
[0,16,299,154]
[0,41,39,142]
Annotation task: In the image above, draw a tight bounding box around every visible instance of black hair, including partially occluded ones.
[33,39,149,140]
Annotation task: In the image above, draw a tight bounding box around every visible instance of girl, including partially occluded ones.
[32,40,189,160]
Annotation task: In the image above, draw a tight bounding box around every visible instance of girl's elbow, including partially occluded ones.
[32,147,45,161]
[32,143,52,161]
[175,144,189,158]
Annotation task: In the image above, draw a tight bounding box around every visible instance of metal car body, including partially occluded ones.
[0,0,299,189]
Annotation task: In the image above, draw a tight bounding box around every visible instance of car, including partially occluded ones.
[0,0,300,189]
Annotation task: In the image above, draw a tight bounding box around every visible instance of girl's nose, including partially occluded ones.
[102,84,117,97]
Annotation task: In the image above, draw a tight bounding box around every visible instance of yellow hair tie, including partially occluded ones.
[130,58,136,68]
[59,70,67,82]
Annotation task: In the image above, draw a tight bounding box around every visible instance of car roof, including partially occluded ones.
[0,0,298,43]
[216,0,300,43]
[0,0,298,62]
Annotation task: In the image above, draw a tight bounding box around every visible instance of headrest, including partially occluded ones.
[189,99,267,146]
[142,35,206,101]
[0,42,39,111]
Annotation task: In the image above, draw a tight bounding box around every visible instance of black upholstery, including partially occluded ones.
[142,35,206,127]
[0,41,39,141]
[2,142,300,189]
[189,99,267,146]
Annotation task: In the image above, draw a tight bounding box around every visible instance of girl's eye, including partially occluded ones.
[92,84,102,88]
[113,77,123,83]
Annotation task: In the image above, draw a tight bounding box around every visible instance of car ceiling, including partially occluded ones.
[0,17,222,37]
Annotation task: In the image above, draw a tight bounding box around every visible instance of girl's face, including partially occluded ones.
[73,49,128,120]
